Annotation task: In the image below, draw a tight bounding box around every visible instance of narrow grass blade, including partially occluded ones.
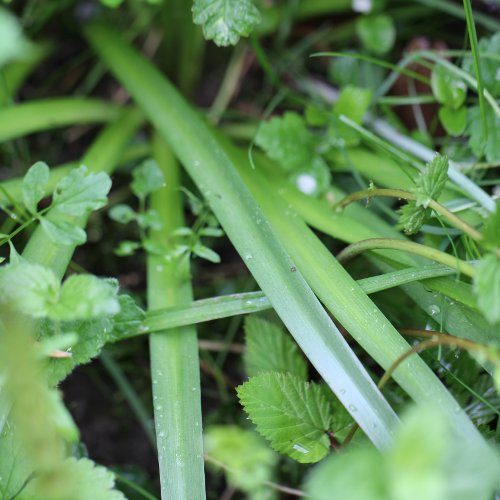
[85,22,400,450]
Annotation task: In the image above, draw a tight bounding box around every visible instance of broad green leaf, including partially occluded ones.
[53,166,112,216]
[355,14,395,55]
[192,0,261,47]
[244,316,307,380]
[255,112,316,171]
[108,203,137,224]
[0,8,30,67]
[21,457,126,500]
[306,446,387,500]
[0,262,59,317]
[237,372,332,463]
[481,202,500,249]
[438,106,467,137]
[414,154,449,208]
[22,161,49,214]
[474,254,500,324]
[49,274,120,321]
[131,159,164,200]
[467,106,500,162]
[431,66,467,110]
[204,426,277,497]
[40,218,87,246]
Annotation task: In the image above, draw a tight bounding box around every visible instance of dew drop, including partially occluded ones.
[292,444,309,454]
[428,304,441,316]
[348,404,357,412]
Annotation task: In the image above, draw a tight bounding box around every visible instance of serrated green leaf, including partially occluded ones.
[131,159,164,200]
[192,0,261,47]
[0,262,59,317]
[192,243,221,263]
[237,372,332,463]
[438,106,467,136]
[255,112,316,171]
[467,105,500,162]
[431,66,467,110]
[474,254,500,324]
[244,316,307,380]
[108,203,137,224]
[397,202,430,235]
[204,426,277,497]
[40,218,87,246]
[481,203,500,249]
[414,154,448,208]
[107,294,145,342]
[53,166,112,216]
[49,274,120,321]
[22,162,49,215]
[355,14,395,55]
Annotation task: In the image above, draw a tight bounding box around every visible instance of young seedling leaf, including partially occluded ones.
[431,66,467,110]
[255,112,316,171]
[244,316,307,380]
[474,254,500,324]
[414,154,449,208]
[131,159,164,200]
[397,202,430,235]
[40,218,87,246]
[22,161,49,214]
[192,243,221,263]
[108,203,137,224]
[192,0,261,47]
[237,372,332,463]
[355,14,396,55]
[204,426,277,497]
[49,274,120,321]
[137,209,162,230]
[439,106,467,137]
[53,166,112,216]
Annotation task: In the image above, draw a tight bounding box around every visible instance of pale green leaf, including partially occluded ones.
[192,243,221,263]
[192,0,261,47]
[53,166,112,216]
[204,426,277,497]
[355,14,395,55]
[137,209,162,230]
[244,316,307,380]
[474,254,500,324]
[0,8,31,67]
[49,274,120,321]
[0,262,59,317]
[131,159,164,200]
[414,154,449,207]
[255,112,316,171]
[438,106,467,137]
[40,218,87,246]
[108,203,137,224]
[107,294,145,342]
[467,106,500,162]
[237,372,332,463]
[431,66,467,110]
[22,162,49,215]
[481,202,500,249]
[114,240,141,256]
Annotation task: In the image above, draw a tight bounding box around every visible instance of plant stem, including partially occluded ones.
[337,238,476,278]
[336,188,484,242]
[148,135,205,499]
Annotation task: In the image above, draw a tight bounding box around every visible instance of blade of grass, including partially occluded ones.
[147,135,205,499]
[0,97,121,142]
[85,22,401,450]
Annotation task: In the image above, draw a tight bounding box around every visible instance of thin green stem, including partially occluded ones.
[336,188,484,242]
[337,238,476,278]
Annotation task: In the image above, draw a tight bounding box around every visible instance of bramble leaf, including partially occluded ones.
[53,166,112,216]
[414,154,449,208]
[22,162,49,214]
[40,218,87,246]
[192,0,261,47]
[474,254,500,324]
[244,316,307,380]
[256,112,316,171]
[397,202,430,235]
[131,159,164,200]
[237,372,332,463]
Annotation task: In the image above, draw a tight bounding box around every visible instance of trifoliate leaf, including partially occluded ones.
[237,372,332,463]
[108,204,137,224]
[414,154,449,208]
[192,0,261,47]
[204,426,277,497]
[474,254,500,324]
[0,8,31,67]
[438,106,467,137]
[192,243,221,263]
[0,262,59,317]
[52,166,112,216]
[40,218,87,246]
[481,203,500,249]
[49,275,120,321]
[22,161,49,214]
[244,316,307,380]
[467,105,500,162]
[431,66,467,110]
[255,112,316,171]
[355,14,395,55]
[397,201,430,234]
[131,159,164,200]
